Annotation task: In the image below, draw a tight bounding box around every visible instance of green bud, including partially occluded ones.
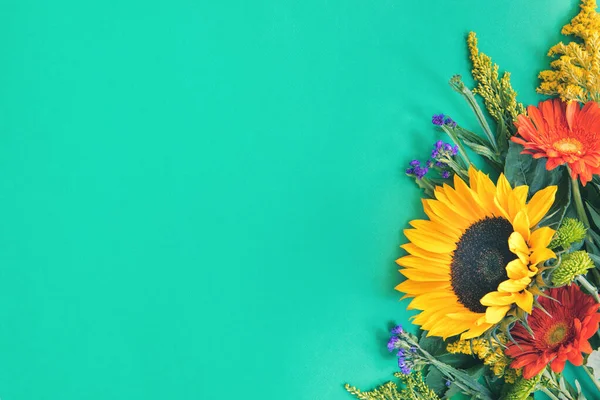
[552,251,594,286]
[549,218,586,250]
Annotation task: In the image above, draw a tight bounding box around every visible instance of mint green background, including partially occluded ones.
[0,1,591,399]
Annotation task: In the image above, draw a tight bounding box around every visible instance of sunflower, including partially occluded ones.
[505,285,600,379]
[396,167,557,340]
[512,98,600,185]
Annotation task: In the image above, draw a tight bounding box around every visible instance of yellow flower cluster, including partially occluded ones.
[446,335,521,383]
[467,32,525,132]
[538,0,600,102]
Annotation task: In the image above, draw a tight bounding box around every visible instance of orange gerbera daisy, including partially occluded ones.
[505,284,600,379]
[512,98,600,185]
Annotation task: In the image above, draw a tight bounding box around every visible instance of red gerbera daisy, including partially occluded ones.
[505,284,600,379]
[512,98,600,185]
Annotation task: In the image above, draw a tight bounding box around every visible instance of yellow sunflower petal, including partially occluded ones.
[485,305,511,324]
[498,277,531,293]
[470,168,499,213]
[423,199,472,230]
[508,188,528,220]
[400,243,452,263]
[529,226,556,250]
[526,186,557,227]
[514,290,533,314]
[508,232,530,263]
[396,255,450,273]
[460,322,492,340]
[409,219,461,240]
[400,269,449,282]
[512,210,531,242]
[480,291,515,306]
[404,229,456,253]
[495,173,513,213]
[395,280,451,295]
[505,259,530,280]
[529,247,556,265]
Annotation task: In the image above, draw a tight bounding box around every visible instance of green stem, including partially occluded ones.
[583,365,600,393]
[441,125,472,168]
[540,387,561,400]
[450,78,498,152]
[570,172,592,233]
[576,275,600,303]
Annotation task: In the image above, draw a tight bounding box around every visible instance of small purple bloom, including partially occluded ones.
[432,114,445,126]
[444,143,453,152]
[415,166,428,180]
[435,140,443,148]
[392,326,403,335]
[409,346,417,353]
[406,167,414,175]
[387,336,400,352]
[445,380,451,387]
[397,349,405,357]
[441,170,450,179]
[452,145,459,155]
[391,325,404,335]
[431,149,439,158]
[426,160,433,168]
[400,365,411,375]
[443,117,457,128]
[435,161,445,168]
[409,159,420,167]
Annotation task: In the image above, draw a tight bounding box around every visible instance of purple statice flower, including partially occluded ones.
[409,159,420,167]
[444,143,453,152]
[441,170,450,179]
[397,348,405,357]
[398,358,411,375]
[443,117,457,128]
[432,114,445,126]
[405,167,415,175]
[435,161,445,168]
[391,325,404,335]
[445,380,452,387]
[414,166,428,180]
[451,145,459,155]
[409,346,417,353]
[387,336,400,352]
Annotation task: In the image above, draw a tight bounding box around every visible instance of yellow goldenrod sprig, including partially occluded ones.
[345,371,441,400]
[467,32,525,138]
[446,334,520,383]
[538,0,600,102]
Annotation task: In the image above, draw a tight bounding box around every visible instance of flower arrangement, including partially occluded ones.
[346,1,600,398]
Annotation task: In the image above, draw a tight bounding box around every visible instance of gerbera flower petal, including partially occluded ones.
[513,99,600,186]
[506,285,600,376]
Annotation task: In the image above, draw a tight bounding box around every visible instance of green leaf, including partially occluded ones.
[504,142,562,196]
[586,201,600,229]
[418,331,447,357]
[425,366,447,396]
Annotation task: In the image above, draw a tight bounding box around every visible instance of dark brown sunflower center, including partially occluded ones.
[450,217,515,313]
